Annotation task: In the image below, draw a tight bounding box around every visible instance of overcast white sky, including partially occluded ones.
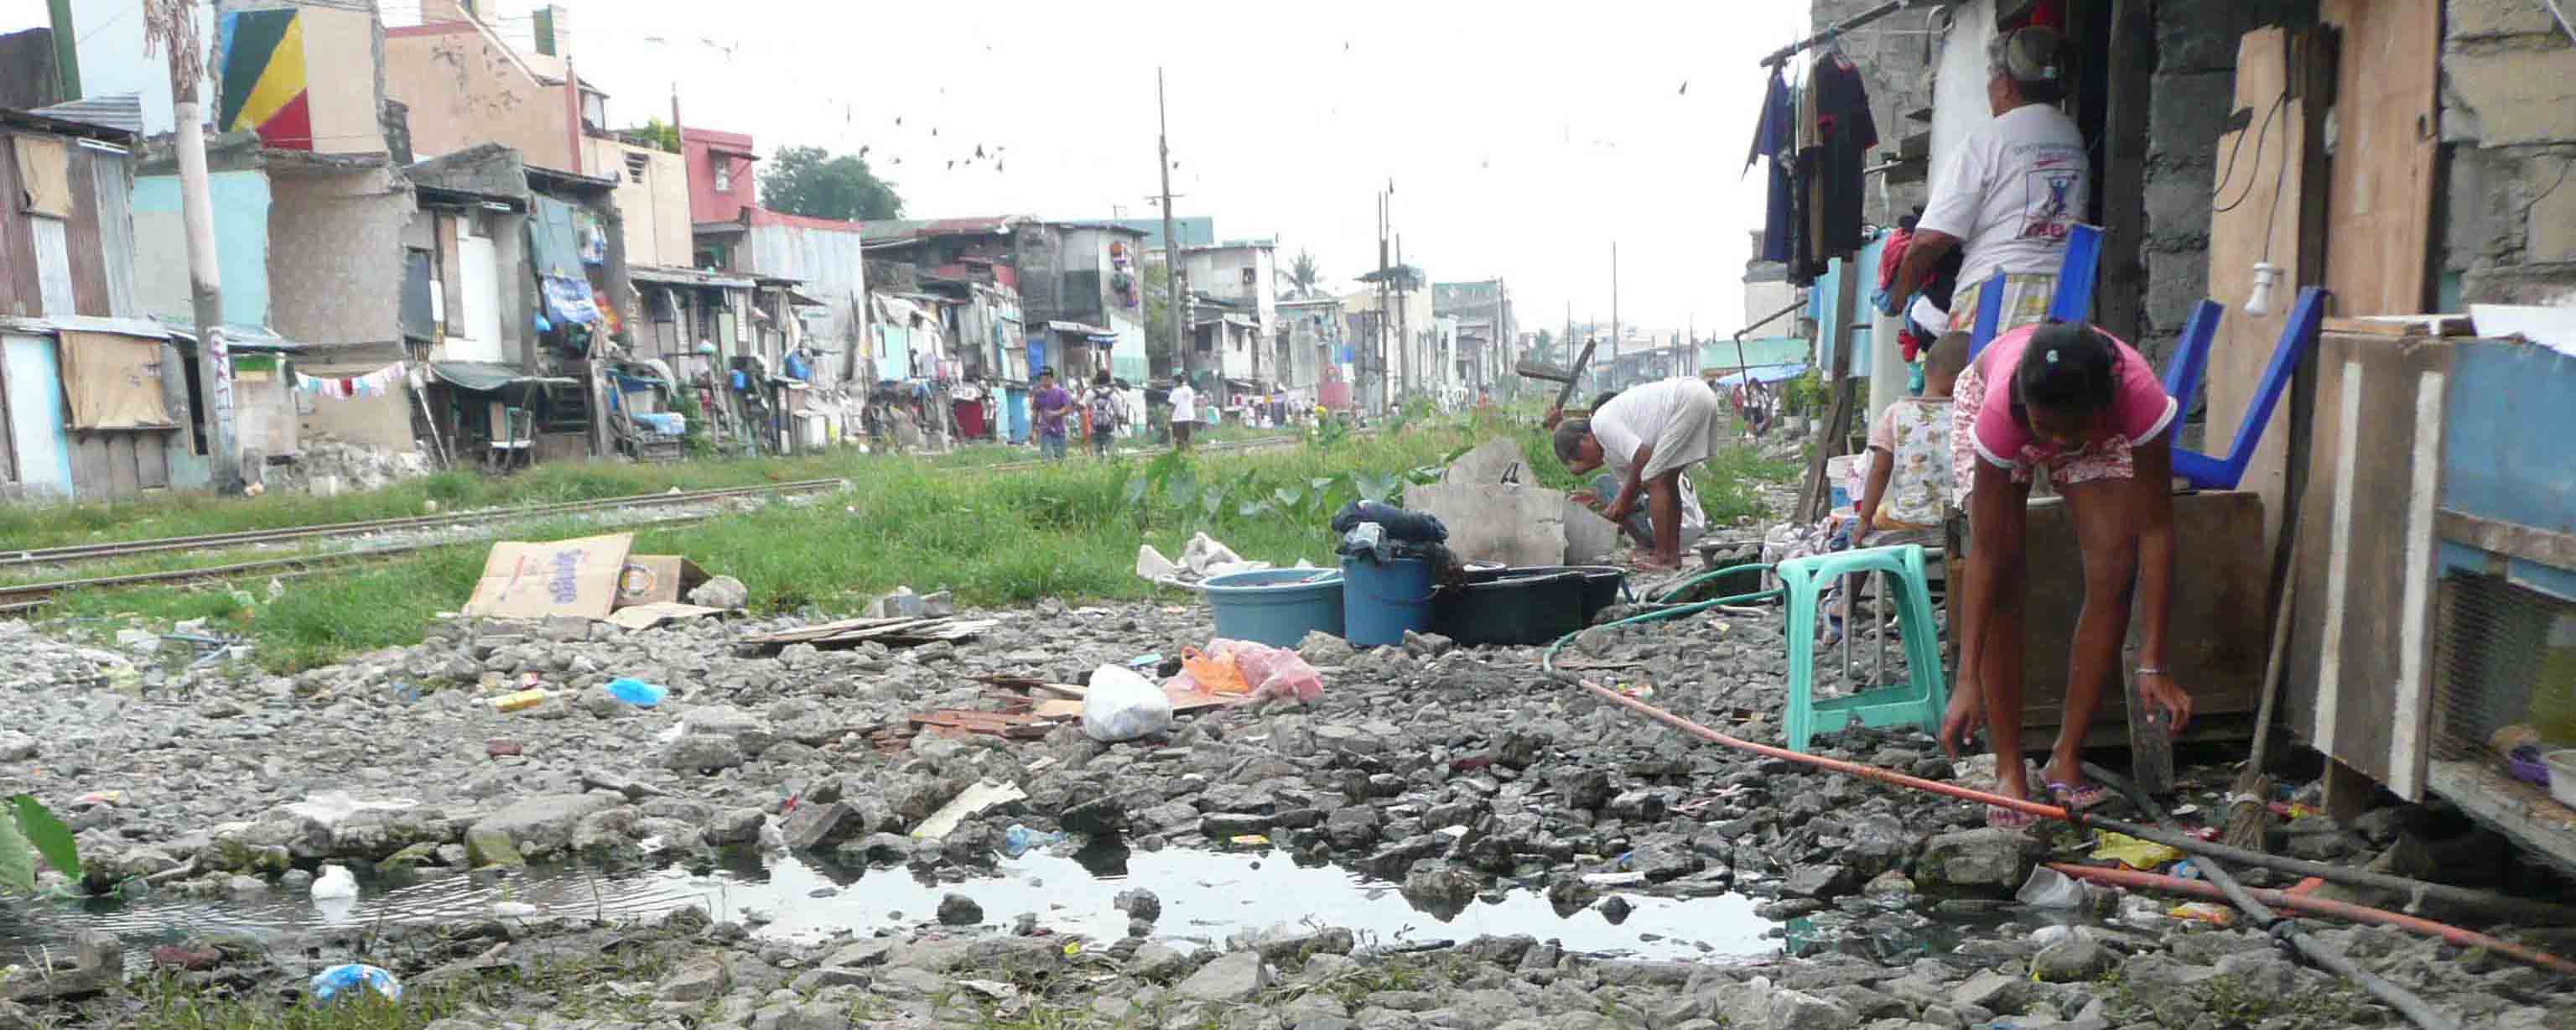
[4,0,1813,338]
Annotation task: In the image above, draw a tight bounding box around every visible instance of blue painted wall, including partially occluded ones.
[1806,237,1883,380]
[3,336,74,497]
[2442,340,2575,536]
[132,171,273,332]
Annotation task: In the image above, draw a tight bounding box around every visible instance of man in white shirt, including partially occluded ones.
[1548,377,1721,570]
[1167,378,1199,450]
[1888,25,2087,336]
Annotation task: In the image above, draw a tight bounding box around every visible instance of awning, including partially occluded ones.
[1045,320,1108,335]
[1705,362,1808,387]
[430,360,576,393]
[631,265,755,289]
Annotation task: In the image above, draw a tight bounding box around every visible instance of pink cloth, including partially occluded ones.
[1966,324,2174,473]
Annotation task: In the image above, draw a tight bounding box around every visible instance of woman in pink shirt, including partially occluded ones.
[1940,320,2193,827]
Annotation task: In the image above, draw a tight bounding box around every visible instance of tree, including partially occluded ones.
[620,118,680,153]
[1287,250,1322,298]
[761,146,904,221]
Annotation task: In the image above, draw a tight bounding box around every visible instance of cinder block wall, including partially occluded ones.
[2439,0,2576,307]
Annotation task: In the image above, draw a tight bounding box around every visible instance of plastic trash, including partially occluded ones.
[1182,645,1252,695]
[492,901,539,918]
[491,688,548,713]
[2014,866,2087,910]
[1082,664,1174,742]
[1000,824,1062,859]
[310,865,357,901]
[2090,830,2185,871]
[1235,645,1324,705]
[2168,902,2237,927]
[2028,924,2080,948]
[310,964,402,1004]
[604,678,667,707]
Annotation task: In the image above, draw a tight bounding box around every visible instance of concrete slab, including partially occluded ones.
[1404,483,1569,569]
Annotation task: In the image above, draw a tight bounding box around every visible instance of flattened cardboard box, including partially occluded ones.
[616,554,710,607]
[462,533,634,620]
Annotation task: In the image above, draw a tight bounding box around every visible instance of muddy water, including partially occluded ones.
[0,844,1784,966]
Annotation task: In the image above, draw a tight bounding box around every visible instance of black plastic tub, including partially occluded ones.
[1437,569,1589,647]
[1496,564,1627,620]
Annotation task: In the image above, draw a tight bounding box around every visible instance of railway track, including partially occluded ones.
[0,428,1355,615]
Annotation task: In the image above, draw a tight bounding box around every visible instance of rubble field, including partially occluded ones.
[2,590,2572,1029]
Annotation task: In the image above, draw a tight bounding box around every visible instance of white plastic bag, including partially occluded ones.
[2015,866,2086,910]
[1083,664,1175,742]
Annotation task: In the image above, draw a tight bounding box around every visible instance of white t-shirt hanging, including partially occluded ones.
[1917,103,2089,294]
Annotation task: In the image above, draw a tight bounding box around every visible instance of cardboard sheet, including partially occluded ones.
[462,533,633,620]
[615,554,710,607]
[603,601,723,631]
[13,136,70,218]
[56,331,174,429]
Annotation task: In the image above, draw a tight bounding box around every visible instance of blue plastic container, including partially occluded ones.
[1202,568,1346,648]
[1340,556,1436,648]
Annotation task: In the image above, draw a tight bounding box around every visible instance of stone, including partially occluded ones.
[1324,805,1383,849]
[1298,631,1357,666]
[2032,938,2116,983]
[782,802,867,850]
[467,793,621,860]
[1229,925,1356,964]
[1763,989,1862,1030]
[1201,813,1271,838]
[463,828,525,868]
[657,951,732,1003]
[705,807,766,845]
[1175,950,1274,1003]
[1401,862,1481,910]
[1402,631,1453,658]
[820,938,896,969]
[1114,887,1162,923]
[661,733,745,772]
[1784,863,1856,899]
[1949,970,2027,1014]
[1604,789,1667,823]
[1461,934,1536,968]
[1131,943,1192,982]
[1561,769,1615,811]
[937,893,984,926]
[1918,828,2038,892]
[688,575,750,610]
[1060,796,1127,835]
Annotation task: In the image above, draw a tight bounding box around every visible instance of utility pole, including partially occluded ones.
[46,0,80,100]
[1375,192,1390,415]
[1157,69,1184,388]
[149,0,236,492]
[1394,234,1410,403]
[1609,242,1621,393]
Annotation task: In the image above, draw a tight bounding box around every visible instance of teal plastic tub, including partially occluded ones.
[1341,556,1436,648]
[1202,568,1345,648]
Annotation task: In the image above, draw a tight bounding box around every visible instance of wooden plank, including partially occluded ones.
[136,430,168,490]
[0,133,39,317]
[2324,315,2473,337]
[2205,27,2321,564]
[2438,509,2576,569]
[105,432,140,497]
[2096,0,2156,342]
[2428,760,2576,877]
[2121,645,2174,793]
[61,148,108,318]
[66,433,112,500]
[2319,0,2439,316]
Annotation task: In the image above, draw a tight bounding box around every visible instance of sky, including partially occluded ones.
[3,0,1814,340]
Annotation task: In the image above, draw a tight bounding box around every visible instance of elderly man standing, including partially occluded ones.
[1549,377,1722,572]
[1888,25,2086,335]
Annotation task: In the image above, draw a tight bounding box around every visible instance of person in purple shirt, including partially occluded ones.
[1031,367,1073,460]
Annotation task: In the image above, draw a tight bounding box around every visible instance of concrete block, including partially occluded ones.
[2527,159,2576,263]
[2449,0,2563,40]
[1563,502,1622,564]
[2445,39,2576,147]
[1403,483,1568,569]
[1441,438,1530,486]
[2146,72,2238,166]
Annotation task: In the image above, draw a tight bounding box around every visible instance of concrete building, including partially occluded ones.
[862,217,1150,384]
[1275,294,1344,396]
[1341,264,1434,414]
[1175,241,1279,388]
[683,127,760,226]
[1433,278,1515,395]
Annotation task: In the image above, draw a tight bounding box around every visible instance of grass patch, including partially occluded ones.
[114,940,681,1030]
[47,424,1483,673]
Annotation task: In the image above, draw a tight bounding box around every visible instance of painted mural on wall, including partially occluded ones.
[216,8,312,150]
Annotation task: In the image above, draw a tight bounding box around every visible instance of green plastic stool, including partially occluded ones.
[1777,544,1950,753]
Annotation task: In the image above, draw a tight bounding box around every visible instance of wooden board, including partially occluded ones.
[2205,27,2324,566]
[2285,331,2454,799]
[0,133,41,317]
[63,148,108,318]
[740,616,997,651]
[2324,315,2472,337]
[2008,491,2272,743]
[2320,0,2439,316]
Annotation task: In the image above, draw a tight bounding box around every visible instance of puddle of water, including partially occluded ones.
[0,845,1782,966]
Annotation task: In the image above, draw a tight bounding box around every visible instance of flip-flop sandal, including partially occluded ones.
[1985,805,2038,830]
[2048,781,2114,814]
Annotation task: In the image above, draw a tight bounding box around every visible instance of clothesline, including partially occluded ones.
[296,360,408,401]
[1759,0,1913,67]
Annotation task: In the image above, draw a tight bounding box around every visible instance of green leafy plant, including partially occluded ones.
[0,794,80,895]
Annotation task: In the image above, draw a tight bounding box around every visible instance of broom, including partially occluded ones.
[2225,530,2303,851]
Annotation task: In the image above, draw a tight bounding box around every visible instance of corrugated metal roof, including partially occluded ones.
[26,93,143,136]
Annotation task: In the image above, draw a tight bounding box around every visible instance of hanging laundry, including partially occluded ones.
[1745,66,1799,268]
[1794,47,1878,284]
[296,360,408,401]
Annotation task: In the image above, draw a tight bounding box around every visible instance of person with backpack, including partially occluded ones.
[1085,371,1124,458]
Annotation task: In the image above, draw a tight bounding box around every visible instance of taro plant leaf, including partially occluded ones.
[1355,471,1396,504]
[1201,485,1228,521]
[1120,473,1150,507]
[0,814,32,895]
[1238,499,1271,519]
[9,795,76,882]
[1272,486,1304,510]
[1166,471,1198,508]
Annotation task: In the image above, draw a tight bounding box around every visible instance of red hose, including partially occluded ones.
[1567,678,2576,975]
[1573,679,2070,819]
[2049,863,2576,976]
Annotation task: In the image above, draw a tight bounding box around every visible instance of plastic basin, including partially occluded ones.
[1498,564,1628,621]
[1202,568,1344,648]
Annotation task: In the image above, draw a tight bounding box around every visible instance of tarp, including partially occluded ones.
[12,136,70,218]
[429,360,572,393]
[57,330,174,429]
[1707,362,1809,387]
[530,196,584,278]
[542,275,600,325]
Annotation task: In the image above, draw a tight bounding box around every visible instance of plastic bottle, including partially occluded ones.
[491,689,548,713]
[604,678,667,707]
[310,964,402,1003]
[1000,824,1061,859]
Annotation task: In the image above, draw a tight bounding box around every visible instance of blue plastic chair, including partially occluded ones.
[1967,223,2104,360]
[1777,544,1950,753]
[2171,287,2328,489]
[2159,300,2225,444]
